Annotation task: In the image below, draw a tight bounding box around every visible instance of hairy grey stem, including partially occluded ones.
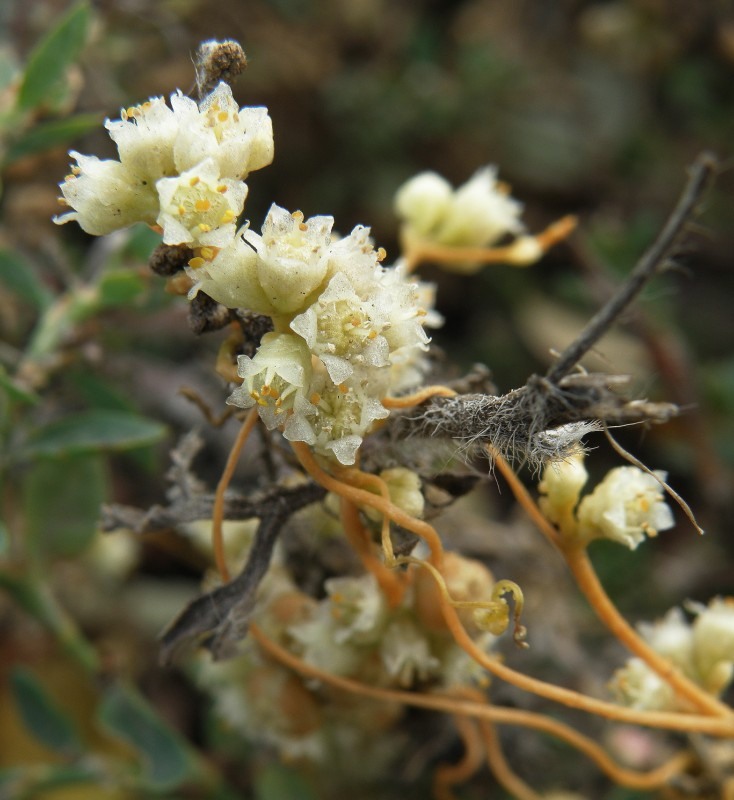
[546,152,718,383]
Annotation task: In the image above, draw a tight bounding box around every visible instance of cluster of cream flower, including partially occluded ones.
[197,206,439,465]
[56,81,439,466]
[610,598,734,711]
[196,550,497,767]
[538,452,675,549]
[394,167,545,271]
[55,82,273,241]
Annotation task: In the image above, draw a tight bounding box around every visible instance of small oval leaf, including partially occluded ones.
[23,410,167,459]
[10,667,84,757]
[17,2,91,112]
[97,684,197,791]
[23,454,106,558]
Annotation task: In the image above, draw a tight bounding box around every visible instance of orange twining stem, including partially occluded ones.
[382,385,458,409]
[250,623,694,788]
[436,572,734,736]
[291,441,445,569]
[212,408,259,581]
[403,215,578,273]
[490,447,734,720]
[339,497,406,607]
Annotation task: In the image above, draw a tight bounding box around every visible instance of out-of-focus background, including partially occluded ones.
[1,1,733,798]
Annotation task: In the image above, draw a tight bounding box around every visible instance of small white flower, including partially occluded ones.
[249,204,333,315]
[54,153,159,234]
[638,608,695,674]
[178,82,274,179]
[576,466,675,549]
[326,574,389,646]
[227,332,314,439]
[304,373,390,465]
[394,171,453,238]
[188,226,272,312]
[395,167,525,251]
[381,617,441,687]
[106,94,190,181]
[538,452,589,532]
[433,167,525,247]
[290,272,391,384]
[690,597,734,695]
[156,158,247,246]
[610,657,679,711]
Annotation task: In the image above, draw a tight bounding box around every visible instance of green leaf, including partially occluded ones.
[0,248,53,309]
[97,684,197,791]
[17,2,91,112]
[4,113,101,165]
[10,667,84,757]
[0,365,40,406]
[22,410,167,459]
[97,268,147,308]
[23,454,106,558]
[0,521,9,557]
[254,763,318,800]
[123,225,163,262]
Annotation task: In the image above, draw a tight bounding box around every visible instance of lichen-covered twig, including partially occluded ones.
[546,151,717,383]
[158,479,326,664]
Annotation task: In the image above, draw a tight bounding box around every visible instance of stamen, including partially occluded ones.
[189,176,201,187]
[195,198,212,212]
[188,257,205,269]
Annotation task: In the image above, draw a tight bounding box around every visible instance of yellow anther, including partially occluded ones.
[275,398,283,407]
[298,222,308,232]
[368,330,378,339]
[338,383,348,393]
[188,257,206,269]
[220,209,236,224]
[377,247,387,262]
[257,398,268,407]
[216,185,228,193]
[189,176,201,187]
[57,197,70,206]
[200,247,215,261]
[261,385,271,396]
[195,198,212,212]
[71,166,81,176]
[416,308,427,317]
[217,110,229,122]
[310,392,321,405]
[64,174,76,182]
[178,205,187,216]
[291,210,304,222]
[199,223,212,232]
